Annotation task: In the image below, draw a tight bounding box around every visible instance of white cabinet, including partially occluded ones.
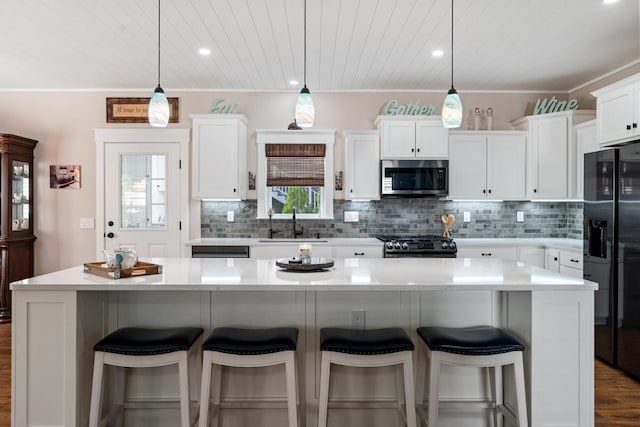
[375,116,448,159]
[191,114,247,199]
[456,246,518,261]
[334,246,383,258]
[545,248,582,277]
[574,120,598,200]
[250,245,333,259]
[449,131,526,200]
[343,130,380,200]
[511,110,595,200]
[592,73,640,145]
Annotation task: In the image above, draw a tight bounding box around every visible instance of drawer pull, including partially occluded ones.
[354,252,365,256]
[481,253,492,256]
[570,259,580,263]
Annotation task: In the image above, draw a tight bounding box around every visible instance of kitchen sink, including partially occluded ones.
[257,239,329,243]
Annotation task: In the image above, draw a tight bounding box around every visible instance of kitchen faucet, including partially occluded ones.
[291,207,304,238]
[268,208,280,239]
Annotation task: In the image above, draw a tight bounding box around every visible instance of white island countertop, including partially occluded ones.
[11,257,597,292]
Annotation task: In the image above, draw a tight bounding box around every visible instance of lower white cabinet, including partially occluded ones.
[545,248,583,277]
[334,246,383,258]
[457,246,518,261]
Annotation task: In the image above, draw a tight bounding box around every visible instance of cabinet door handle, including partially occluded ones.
[554,257,558,261]
[350,189,353,193]
[627,124,632,130]
[634,123,638,129]
[481,252,492,256]
[488,189,492,194]
[354,252,365,256]
[482,189,486,194]
[416,148,420,153]
[534,188,537,193]
[233,188,237,193]
[411,148,415,153]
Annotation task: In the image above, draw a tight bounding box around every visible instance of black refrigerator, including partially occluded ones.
[584,144,640,379]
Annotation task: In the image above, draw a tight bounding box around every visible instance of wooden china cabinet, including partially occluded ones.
[0,134,37,323]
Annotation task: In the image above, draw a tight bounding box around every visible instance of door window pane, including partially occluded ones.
[121,154,167,229]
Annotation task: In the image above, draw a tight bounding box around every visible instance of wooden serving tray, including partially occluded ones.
[83,261,163,279]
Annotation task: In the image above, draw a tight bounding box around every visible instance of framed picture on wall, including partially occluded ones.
[50,165,81,189]
[106,97,179,124]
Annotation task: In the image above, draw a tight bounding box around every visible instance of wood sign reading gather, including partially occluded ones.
[533,96,579,115]
[382,99,436,115]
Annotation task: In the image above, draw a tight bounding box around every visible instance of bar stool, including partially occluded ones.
[416,325,528,427]
[89,326,204,427]
[199,327,299,427]
[318,327,417,427]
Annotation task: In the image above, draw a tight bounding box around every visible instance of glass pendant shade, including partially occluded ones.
[442,87,463,128]
[149,85,169,128]
[294,86,315,128]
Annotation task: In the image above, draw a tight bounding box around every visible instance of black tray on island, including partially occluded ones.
[275,257,334,272]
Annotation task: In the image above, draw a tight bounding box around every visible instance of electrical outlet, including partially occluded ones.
[517,211,524,222]
[344,211,359,222]
[464,211,471,222]
[351,310,365,329]
[79,218,94,229]
[227,211,234,222]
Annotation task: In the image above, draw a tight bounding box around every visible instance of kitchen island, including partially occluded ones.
[11,257,596,427]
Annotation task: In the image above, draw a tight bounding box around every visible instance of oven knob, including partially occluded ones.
[418,242,425,249]
[402,242,409,250]
[449,242,456,249]
[441,242,449,249]
[394,242,401,249]
[386,242,394,250]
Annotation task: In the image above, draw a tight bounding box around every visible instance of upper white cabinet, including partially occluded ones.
[449,131,526,200]
[592,73,640,145]
[511,110,595,200]
[575,120,598,200]
[343,130,380,200]
[191,114,247,200]
[375,115,448,159]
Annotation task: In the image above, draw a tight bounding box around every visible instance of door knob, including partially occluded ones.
[106,232,115,238]
[108,221,114,226]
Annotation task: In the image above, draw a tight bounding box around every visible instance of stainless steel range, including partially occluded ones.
[377,235,457,258]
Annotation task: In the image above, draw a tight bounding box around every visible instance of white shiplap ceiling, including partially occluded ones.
[0,0,638,92]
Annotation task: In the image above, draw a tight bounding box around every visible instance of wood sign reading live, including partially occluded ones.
[533,96,579,115]
[382,99,436,115]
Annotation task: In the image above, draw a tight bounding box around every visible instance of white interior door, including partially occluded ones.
[104,142,182,257]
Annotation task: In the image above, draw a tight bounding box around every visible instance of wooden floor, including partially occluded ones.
[0,322,639,426]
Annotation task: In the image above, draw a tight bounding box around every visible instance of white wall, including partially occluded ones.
[0,88,604,274]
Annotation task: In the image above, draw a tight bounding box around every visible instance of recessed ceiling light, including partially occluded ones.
[432,49,444,58]
[199,48,211,56]
[289,80,299,86]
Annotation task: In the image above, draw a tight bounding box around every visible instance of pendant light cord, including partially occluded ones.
[303,0,307,88]
[157,0,161,87]
[450,0,454,89]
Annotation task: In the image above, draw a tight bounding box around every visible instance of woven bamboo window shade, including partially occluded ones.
[266,144,326,186]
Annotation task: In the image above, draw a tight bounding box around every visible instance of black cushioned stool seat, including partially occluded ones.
[202,326,298,355]
[199,327,300,427]
[417,325,524,355]
[89,326,204,427]
[320,327,414,354]
[94,326,204,355]
[318,328,417,427]
[415,325,528,427]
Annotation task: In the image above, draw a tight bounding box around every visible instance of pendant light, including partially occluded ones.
[148,0,169,128]
[294,0,315,128]
[442,0,463,128]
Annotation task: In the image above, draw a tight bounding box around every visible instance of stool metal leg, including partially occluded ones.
[513,353,528,427]
[427,349,441,427]
[88,352,106,427]
[284,351,299,427]
[317,351,331,427]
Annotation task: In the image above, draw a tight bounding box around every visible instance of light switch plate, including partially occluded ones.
[463,211,471,222]
[80,218,94,229]
[344,211,359,222]
[517,211,524,222]
[227,211,234,222]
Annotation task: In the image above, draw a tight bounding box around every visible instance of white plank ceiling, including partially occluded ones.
[0,0,638,92]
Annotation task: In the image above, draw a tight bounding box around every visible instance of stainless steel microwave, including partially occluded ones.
[381,159,448,197]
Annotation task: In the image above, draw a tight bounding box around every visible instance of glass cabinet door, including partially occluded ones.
[11,160,30,231]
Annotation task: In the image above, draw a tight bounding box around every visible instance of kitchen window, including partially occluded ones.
[256,130,334,219]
